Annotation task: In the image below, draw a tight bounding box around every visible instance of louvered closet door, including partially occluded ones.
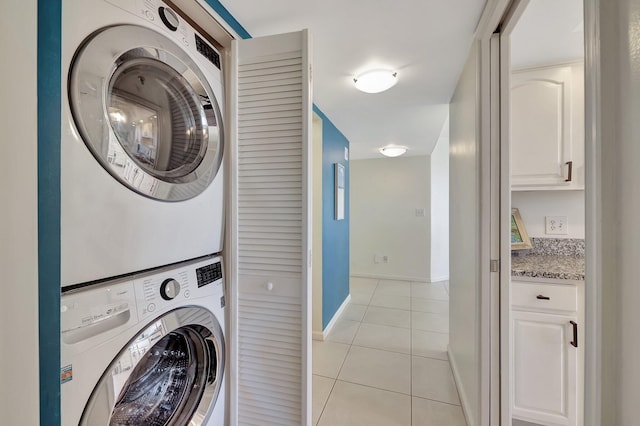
[230,30,312,426]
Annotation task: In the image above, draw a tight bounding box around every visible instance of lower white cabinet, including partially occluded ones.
[511,279,583,426]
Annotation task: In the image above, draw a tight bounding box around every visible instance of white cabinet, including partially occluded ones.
[511,63,584,190]
[511,279,583,426]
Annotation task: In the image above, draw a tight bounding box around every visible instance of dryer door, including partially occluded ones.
[81,307,225,426]
[69,25,224,201]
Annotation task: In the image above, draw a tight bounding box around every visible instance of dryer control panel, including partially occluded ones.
[105,0,223,71]
[196,261,223,287]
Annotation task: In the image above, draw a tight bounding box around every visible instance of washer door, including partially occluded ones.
[81,307,225,425]
[69,25,224,201]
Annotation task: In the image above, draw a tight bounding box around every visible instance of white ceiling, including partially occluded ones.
[219,0,487,159]
[511,0,584,68]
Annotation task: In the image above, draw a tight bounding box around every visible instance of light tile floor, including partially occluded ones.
[312,277,467,426]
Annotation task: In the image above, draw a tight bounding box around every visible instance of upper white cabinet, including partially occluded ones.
[511,63,584,190]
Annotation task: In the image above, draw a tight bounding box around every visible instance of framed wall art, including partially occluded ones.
[335,163,345,220]
[511,208,532,250]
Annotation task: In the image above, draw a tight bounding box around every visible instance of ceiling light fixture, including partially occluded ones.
[379,145,408,157]
[353,69,398,93]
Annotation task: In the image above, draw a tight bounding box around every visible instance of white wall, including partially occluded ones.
[430,127,450,281]
[512,190,585,239]
[598,0,640,423]
[0,0,40,423]
[350,156,431,281]
[448,41,480,426]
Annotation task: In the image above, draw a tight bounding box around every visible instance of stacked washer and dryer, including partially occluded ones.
[60,0,228,424]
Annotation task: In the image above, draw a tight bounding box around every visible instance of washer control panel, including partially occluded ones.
[61,280,136,345]
[135,257,224,320]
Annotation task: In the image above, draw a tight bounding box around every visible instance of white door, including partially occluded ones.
[229,30,312,426]
[496,4,585,426]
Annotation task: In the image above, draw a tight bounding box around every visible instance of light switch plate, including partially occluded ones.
[545,216,568,235]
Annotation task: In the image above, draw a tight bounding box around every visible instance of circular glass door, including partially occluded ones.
[109,328,206,425]
[81,307,225,426]
[69,25,224,201]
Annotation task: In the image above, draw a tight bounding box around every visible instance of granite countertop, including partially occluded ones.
[511,254,585,281]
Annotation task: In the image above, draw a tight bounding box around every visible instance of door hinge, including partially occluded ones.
[490,259,500,272]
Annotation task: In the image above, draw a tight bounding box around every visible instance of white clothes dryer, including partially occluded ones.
[61,255,226,426]
[62,0,226,286]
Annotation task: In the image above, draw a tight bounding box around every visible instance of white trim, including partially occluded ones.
[429,274,450,282]
[583,0,601,424]
[171,0,241,49]
[488,33,502,426]
[314,295,351,341]
[301,29,314,426]
[474,0,512,39]
[479,31,493,426]
[499,13,517,426]
[350,272,441,283]
[448,346,475,426]
[227,36,240,426]
[476,4,524,426]
[497,3,533,424]
[193,0,242,43]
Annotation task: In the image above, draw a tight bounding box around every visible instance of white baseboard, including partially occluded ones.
[448,346,475,426]
[312,294,351,341]
[351,272,432,283]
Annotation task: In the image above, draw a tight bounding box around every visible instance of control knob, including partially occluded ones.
[160,278,181,300]
[158,6,179,31]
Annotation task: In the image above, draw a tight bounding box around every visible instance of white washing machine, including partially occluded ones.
[62,0,226,286]
[61,255,226,425]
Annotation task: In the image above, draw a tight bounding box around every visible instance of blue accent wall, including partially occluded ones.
[38,0,62,424]
[314,106,350,329]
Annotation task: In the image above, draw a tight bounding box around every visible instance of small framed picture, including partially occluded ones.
[511,208,532,250]
[335,163,345,220]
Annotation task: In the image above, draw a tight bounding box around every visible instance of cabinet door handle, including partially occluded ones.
[570,321,578,347]
[565,161,573,182]
[536,295,550,300]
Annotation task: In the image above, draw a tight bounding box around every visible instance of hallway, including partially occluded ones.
[312,277,466,425]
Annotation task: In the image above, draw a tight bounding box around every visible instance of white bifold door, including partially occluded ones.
[229,30,313,426]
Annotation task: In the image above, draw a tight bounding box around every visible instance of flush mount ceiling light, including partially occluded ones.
[379,145,408,157]
[353,69,398,93]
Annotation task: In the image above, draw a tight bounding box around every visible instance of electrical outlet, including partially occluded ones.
[382,255,389,263]
[374,254,380,264]
[415,208,426,217]
[545,216,568,235]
